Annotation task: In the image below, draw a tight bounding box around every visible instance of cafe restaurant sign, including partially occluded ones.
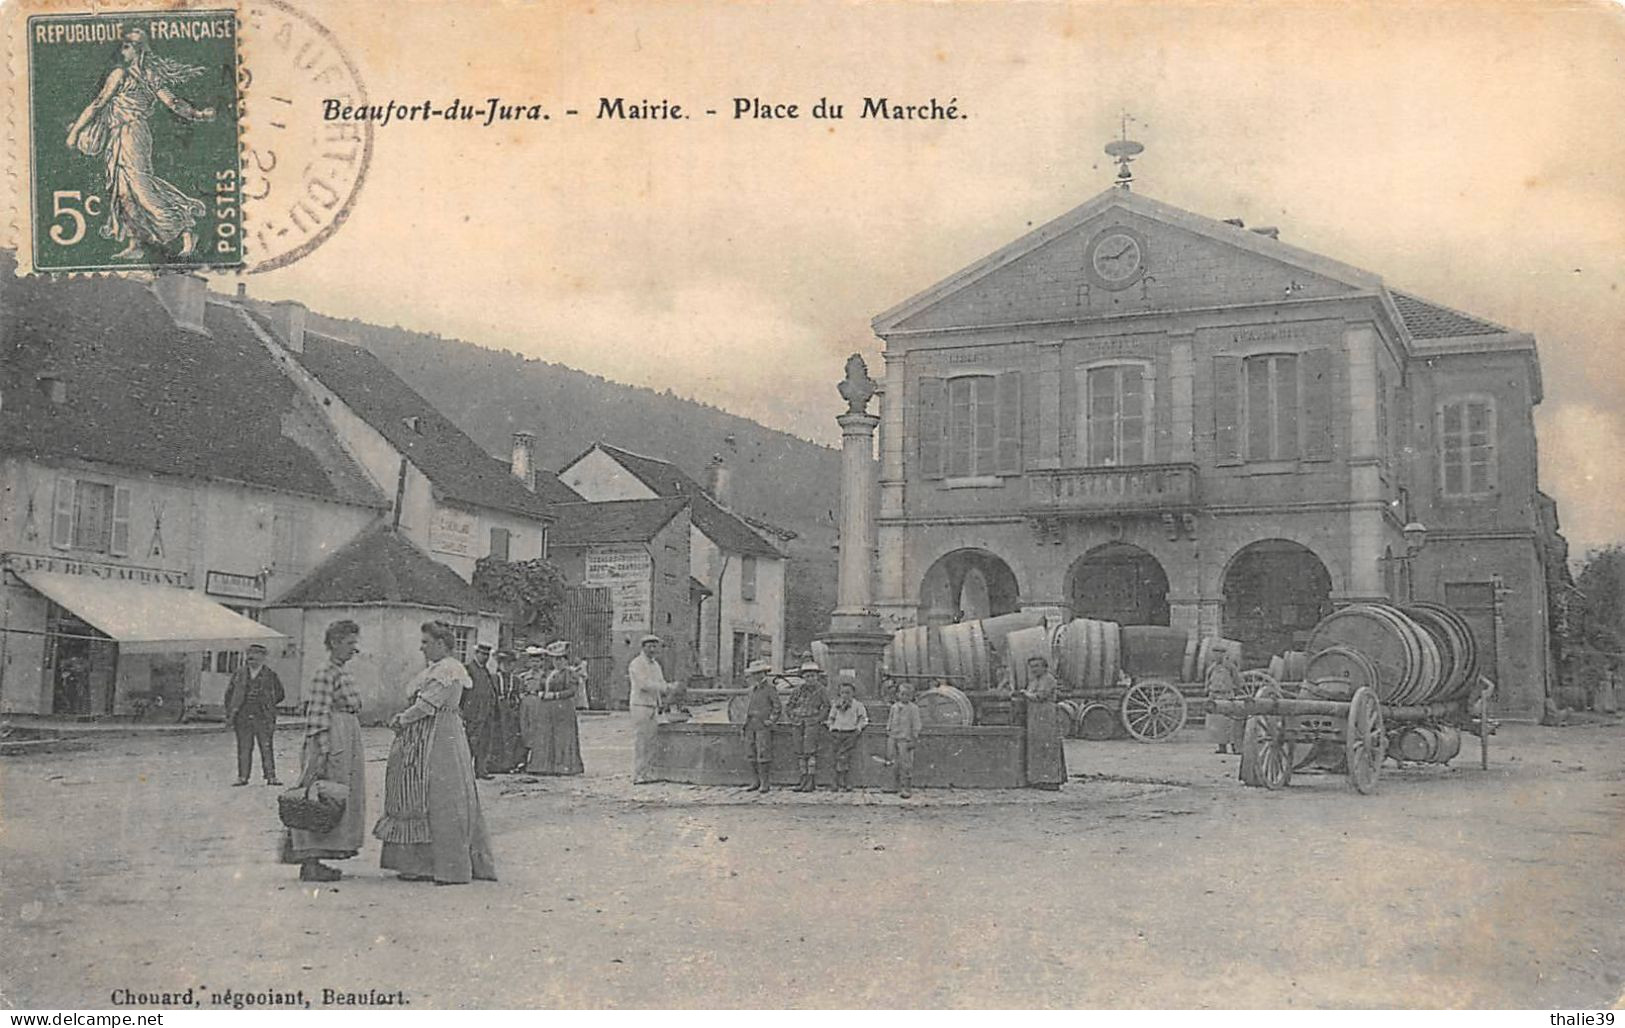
[1,553,192,589]
[205,570,267,601]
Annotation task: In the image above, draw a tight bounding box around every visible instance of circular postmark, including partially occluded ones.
[238,0,371,273]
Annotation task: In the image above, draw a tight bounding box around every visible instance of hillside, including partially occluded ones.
[304,311,842,652]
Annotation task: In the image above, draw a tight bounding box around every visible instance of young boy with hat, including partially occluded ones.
[739,659,782,793]
[786,661,831,791]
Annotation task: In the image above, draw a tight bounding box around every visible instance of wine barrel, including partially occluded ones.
[939,620,994,690]
[1307,604,1427,704]
[1266,654,1287,684]
[810,640,830,672]
[726,693,749,725]
[1280,651,1309,683]
[1005,625,1056,691]
[1302,645,1380,701]
[979,611,1053,664]
[1181,631,1200,683]
[1076,702,1119,740]
[889,625,937,678]
[916,685,974,727]
[1434,724,1462,763]
[1393,724,1460,763]
[1194,637,1214,683]
[1121,626,1190,681]
[1403,602,1479,703]
[1054,618,1122,692]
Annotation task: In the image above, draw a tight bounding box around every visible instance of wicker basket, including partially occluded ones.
[278,783,345,834]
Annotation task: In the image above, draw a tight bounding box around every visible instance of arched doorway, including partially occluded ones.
[1066,543,1170,626]
[919,549,1021,624]
[1222,540,1333,665]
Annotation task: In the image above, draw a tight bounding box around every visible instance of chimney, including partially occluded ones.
[707,452,732,508]
[1222,218,1245,229]
[266,300,307,354]
[511,431,536,491]
[236,282,247,299]
[151,272,208,334]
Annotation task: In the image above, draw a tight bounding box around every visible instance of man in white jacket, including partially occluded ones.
[628,635,673,783]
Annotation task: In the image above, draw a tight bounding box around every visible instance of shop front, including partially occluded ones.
[0,554,283,718]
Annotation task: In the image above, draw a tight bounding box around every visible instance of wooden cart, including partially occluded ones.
[1209,674,1492,794]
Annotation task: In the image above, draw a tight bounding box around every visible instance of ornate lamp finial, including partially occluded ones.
[1106,112,1145,191]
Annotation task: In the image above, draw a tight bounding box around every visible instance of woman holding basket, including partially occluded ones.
[280,619,367,882]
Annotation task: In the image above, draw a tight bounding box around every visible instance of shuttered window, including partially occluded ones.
[1440,397,1496,496]
[1213,346,1335,465]
[740,555,758,602]
[271,505,311,572]
[489,526,511,561]
[53,479,129,554]
[1084,363,1151,466]
[918,372,1022,479]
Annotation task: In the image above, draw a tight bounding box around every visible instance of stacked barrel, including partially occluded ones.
[1303,602,1478,705]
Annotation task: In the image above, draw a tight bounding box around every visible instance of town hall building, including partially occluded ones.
[869,182,1564,720]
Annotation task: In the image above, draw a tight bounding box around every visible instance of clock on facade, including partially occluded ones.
[1086,226,1147,290]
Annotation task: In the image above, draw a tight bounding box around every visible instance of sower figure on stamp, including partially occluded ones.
[460,642,497,779]
[64,29,216,259]
[787,661,831,792]
[224,643,283,786]
[739,660,782,793]
[824,679,869,792]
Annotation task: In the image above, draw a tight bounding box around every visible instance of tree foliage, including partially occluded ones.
[472,556,567,636]
[1572,545,1625,655]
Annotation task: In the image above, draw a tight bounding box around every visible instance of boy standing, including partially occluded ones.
[740,660,782,793]
[787,661,831,792]
[887,681,924,799]
[824,680,869,791]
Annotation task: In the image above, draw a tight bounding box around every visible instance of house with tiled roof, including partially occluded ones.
[546,497,697,704]
[559,443,788,682]
[864,182,1566,719]
[245,301,576,582]
[0,262,389,716]
[265,525,501,719]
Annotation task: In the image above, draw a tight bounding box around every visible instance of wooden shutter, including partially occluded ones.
[1212,356,1242,464]
[109,485,132,556]
[917,376,947,479]
[996,372,1022,474]
[1302,346,1334,461]
[51,478,76,549]
[489,526,511,561]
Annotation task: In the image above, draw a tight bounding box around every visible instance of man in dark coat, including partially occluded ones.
[461,642,499,779]
[224,643,284,786]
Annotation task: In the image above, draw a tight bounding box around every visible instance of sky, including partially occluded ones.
[6,0,1624,552]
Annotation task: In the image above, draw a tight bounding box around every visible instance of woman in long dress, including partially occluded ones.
[521,643,585,775]
[64,29,215,259]
[1020,655,1067,790]
[281,620,367,882]
[373,621,497,885]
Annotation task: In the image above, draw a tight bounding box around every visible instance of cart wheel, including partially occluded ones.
[1120,679,1188,742]
[1240,669,1281,695]
[1238,680,1286,786]
[1345,686,1385,794]
[1242,714,1294,790]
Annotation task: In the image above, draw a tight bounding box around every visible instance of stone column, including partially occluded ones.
[834,410,881,623]
[822,356,893,700]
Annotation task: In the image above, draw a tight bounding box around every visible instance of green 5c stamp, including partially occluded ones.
[27,11,243,273]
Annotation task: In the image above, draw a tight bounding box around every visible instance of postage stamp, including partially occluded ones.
[24,9,243,273]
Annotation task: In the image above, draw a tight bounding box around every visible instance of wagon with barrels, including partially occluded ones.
[1206,601,1492,793]
[883,611,1238,741]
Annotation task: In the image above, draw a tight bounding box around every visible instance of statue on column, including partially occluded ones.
[839,353,877,416]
